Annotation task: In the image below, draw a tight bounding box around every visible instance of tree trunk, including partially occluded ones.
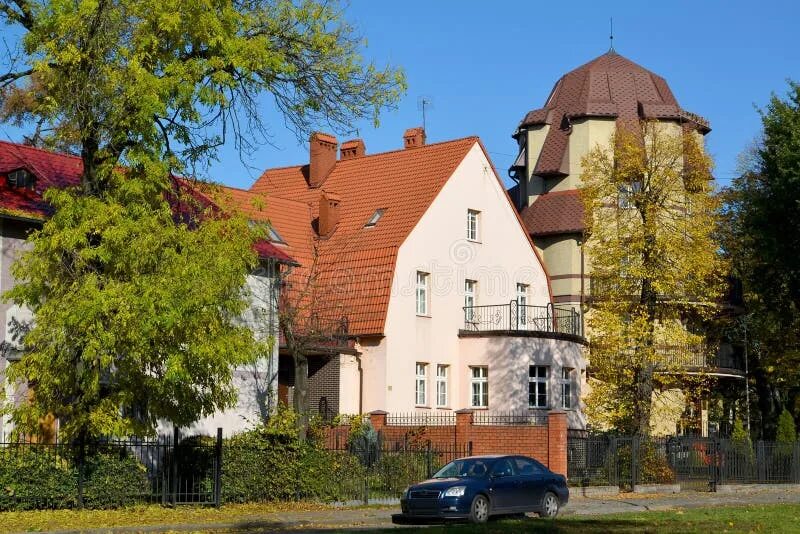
[292,350,309,442]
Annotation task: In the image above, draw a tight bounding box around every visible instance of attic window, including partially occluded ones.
[6,168,34,189]
[364,208,385,228]
[268,227,286,244]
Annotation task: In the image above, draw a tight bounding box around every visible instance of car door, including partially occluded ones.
[513,456,549,511]
[488,458,519,512]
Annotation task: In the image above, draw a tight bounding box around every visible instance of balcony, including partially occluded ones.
[591,343,746,377]
[588,276,744,310]
[461,301,582,338]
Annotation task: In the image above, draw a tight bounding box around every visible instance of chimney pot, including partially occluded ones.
[318,190,341,237]
[340,139,366,160]
[403,127,426,149]
[309,132,338,187]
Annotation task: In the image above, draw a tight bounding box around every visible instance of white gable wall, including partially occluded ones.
[367,142,554,413]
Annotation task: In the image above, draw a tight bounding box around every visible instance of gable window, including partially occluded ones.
[467,209,480,241]
[464,279,477,321]
[561,368,574,409]
[470,366,488,408]
[416,272,429,315]
[415,363,428,406]
[364,208,385,228]
[528,365,548,408]
[436,365,448,407]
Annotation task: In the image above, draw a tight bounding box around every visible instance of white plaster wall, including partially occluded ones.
[358,337,388,414]
[162,270,279,437]
[338,352,361,414]
[458,336,586,429]
[0,219,35,439]
[374,143,553,414]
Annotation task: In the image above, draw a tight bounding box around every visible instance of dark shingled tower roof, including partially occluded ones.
[517,51,710,177]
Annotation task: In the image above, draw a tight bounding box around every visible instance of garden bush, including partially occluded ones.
[0,444,150,511]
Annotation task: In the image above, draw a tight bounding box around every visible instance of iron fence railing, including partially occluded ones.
[590,343,746,373]
[385,412,457,427]
[462,301,582,336]
[472,411,549,426]
[567,433,800,491]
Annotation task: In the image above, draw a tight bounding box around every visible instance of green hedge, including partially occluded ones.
[0,446,150,511]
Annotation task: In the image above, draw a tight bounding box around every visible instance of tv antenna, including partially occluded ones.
[609,17,615,52]
[417,96,433,132]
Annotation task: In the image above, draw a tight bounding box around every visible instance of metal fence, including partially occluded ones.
[462,301,581,336]
[567,433,800,491]
[0,428,471,510]
[385,412,456,426]
[0,429,220,510]
[473,411,549,426]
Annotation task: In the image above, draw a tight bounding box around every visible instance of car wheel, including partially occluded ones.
[469,494,490,524]
[539,491,559,519]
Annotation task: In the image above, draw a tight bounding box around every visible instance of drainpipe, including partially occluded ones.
[354,339,364,414]
[579,234,586,336]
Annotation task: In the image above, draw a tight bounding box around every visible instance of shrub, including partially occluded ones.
[776,409,797,444]
[82,449,151,508]
[0,446,76,511]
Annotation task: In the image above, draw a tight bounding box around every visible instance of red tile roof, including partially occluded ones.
[517,51,710,176]
[251,137,482,335]
[0,142,295,265]
[520,189,584,237]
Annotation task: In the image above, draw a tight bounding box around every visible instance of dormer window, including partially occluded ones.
[6,168,35,190]
[364,208,385,228]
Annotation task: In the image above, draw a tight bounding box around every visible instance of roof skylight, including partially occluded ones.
[364,208,385,228]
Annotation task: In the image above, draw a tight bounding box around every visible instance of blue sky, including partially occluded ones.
[3,1,799,190]
[212,0,800,190]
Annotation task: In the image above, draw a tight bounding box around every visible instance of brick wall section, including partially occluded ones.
[322,410,569,475]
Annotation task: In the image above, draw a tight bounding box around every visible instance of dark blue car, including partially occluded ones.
[393,455,568,524]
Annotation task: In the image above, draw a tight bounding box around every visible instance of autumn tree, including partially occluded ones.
[581,120,726,435]
[721,82,800,437]
[0,0,403,440]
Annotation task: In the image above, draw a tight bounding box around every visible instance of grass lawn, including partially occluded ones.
[2,503,799,533]
[0,501,338,533]
[393,504,800,533]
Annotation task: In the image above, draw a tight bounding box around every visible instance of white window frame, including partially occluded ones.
[464,279,477,321]
[415,362,428,406]
[561,367,573,409]
[528,365,549,408]
[416,271,429,316]
[436,365,448,408]
[467,209,480,241]
[470,366,489,408]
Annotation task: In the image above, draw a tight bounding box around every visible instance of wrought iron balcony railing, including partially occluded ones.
[462,301,582,337]
[591,343,745,374]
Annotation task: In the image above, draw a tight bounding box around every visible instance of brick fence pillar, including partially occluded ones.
[369,410,387,433]
[455,409,473,452]
[547,411,567,476]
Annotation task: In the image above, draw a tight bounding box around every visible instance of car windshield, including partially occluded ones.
[432,459,491,478]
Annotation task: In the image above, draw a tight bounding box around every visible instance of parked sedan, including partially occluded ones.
[393,455,568,524]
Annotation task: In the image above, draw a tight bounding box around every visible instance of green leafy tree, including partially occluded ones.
[721,81,800,438]
[0,0,404,440]
[581,120,726,435]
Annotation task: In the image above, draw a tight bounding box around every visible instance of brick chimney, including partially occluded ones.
[318,190,341,237]
[403,127,426,149]
[309,132,338,187]
[340,139,366,160]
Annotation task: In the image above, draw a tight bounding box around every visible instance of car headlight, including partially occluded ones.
[443,486,466,497]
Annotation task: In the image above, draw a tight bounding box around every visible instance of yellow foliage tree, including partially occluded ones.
[581,120,726,435]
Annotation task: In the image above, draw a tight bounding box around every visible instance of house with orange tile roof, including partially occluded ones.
[0,141,294,438]
[239,128,588,429]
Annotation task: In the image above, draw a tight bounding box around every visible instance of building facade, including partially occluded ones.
[249,129,588,429]
[508,51,745,435]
